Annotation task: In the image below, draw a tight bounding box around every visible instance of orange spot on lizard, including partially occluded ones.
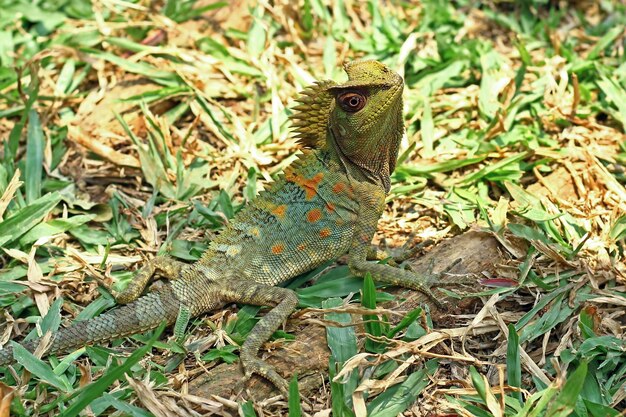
[325,202,335,212]
[272,204,287,219]
[286,171,324,200]
[332,182,346,193]
[319,228,331,238]
[306,208,322,222]
[271,243,285,254]
[297,243,306,251]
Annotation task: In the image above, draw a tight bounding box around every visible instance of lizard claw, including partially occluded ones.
[393,238,435,264]
[439,257,463,276]
[423,257,462,284]
[234,370,255,399]
[429,258,474,287]
[239,357,308,404]
[414,257,466,308]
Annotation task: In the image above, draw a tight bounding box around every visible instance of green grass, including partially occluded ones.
[0,0,625,415]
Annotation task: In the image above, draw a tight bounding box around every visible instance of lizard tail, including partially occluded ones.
[0,285,183,366]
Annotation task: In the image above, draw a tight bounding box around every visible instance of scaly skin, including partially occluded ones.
[0,61,440,397]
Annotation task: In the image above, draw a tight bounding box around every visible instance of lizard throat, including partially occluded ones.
[329,128,397,193]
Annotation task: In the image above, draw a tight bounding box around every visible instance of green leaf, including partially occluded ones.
[411,60,466,97]
[324,297,358,415]
[598,75,626,128]
[0,192,61,246]
[479,49,506,120]
[362,273,385,353]
[470,366,503,417]
[114,112,177,199]
[229,305,262,340]
[461,152,529,185]
[519,293,575,344]
[368,367,430,417]
[584,399,621,417]
[55,59,76,95]
[59,322,166,417]
[323,36,336,78]
[331,0,350,38]
[0,30,14,67]
[470,365,488,402]
[609,215,626,241]
[81,48,181,86]
[247,5,266,58]
[89,393,154,417]
[6,64,39,161]
[26,297,63,342]
[201,345,239,364]
[545,361,588,417]
[507,324,522,404]
[508,223,552,246]
[243,167,258,203]
[386,307,422,338]
[240,401,258,417]
[578,308,596,339]
[396,155,486,176]
[587,26,623,60]
[420,97,434,157]
[25,110,44,204]
[288,374,302,417]
[11,342,72,391]
[301,0,313,33]
[19,214,95,246]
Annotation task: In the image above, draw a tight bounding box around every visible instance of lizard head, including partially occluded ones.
[291,60,404,191]
[328,60,404,190]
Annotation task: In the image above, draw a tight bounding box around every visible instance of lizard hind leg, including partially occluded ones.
[116,256,187,305]
[221,280,299,399]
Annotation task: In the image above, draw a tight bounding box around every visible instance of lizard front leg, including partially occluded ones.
[116,256,187,304]
[349,190,443,307]
[220,280,299,397]
[350,251,442,307]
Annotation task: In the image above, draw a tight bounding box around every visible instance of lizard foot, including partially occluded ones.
[393,237,435,264]
[241,357,290,396]
[423,257,475,287]
[236,357,308,403]
[413,257,465,308]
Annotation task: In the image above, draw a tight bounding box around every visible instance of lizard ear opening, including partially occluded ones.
[290,80,337,148]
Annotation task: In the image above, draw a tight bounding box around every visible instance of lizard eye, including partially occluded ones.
[337,92,366,112]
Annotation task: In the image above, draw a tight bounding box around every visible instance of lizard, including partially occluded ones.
[0,60,447,398]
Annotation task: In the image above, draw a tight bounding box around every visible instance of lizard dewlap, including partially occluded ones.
[0,60,443,398]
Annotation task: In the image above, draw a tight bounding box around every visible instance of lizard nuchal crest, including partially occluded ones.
[0,60,441,398]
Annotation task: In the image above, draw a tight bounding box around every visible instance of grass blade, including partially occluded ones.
[24,110,44,204]
[288,374,302,416]
[11,342,71,391]
[507,324,522,404]
[545,361,588,417]
[59,322,166,417]
[324,297,358,415]
[0,192,61,246]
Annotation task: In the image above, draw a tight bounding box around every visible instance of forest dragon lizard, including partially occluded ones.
[0,60,447,397]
